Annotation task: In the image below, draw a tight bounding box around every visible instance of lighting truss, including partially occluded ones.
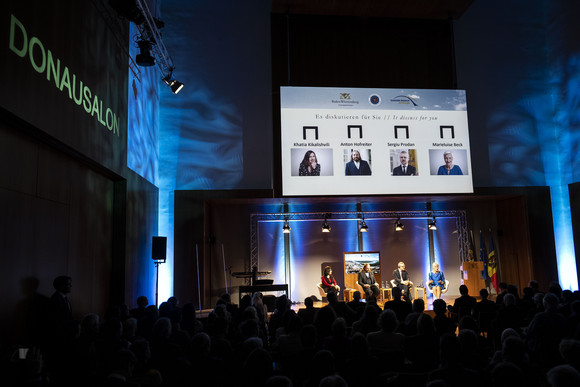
[249,210,469,272]
[133,0,180,89]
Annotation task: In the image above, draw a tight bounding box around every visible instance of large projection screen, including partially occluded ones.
[280,87,473,196]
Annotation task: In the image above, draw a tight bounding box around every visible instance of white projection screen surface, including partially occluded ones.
[280,87,473,196]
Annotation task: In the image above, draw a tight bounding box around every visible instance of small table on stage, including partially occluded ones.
[238,284,289,304]
[344,288,393,302]
[381,288,393,302]
[414,286,428,304]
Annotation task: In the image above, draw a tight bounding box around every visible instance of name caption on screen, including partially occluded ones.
[293,142,331,147]
[432,143,463,147]
[387,143,416,147]
[340,142,372,147]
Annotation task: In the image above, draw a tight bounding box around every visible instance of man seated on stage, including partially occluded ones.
[358,263,380,298]
[393,261,413,301]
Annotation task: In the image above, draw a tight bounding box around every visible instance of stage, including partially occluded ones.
[196,292,476,319]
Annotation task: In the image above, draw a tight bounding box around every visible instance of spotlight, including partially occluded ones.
[136,40,155,66]
[322,216,331,233]
[395,219,404,232]
[170,80,184,94]
[359,219,368,233]
[162,73,184,94]
[282,220,291,234]
[428,217,437,231]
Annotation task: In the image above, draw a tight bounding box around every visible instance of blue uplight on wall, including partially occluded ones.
[550,185,578,290]
[127,23,159,186]
[455,0,580,289]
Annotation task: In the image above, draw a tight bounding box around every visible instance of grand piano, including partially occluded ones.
[232,268,288,303]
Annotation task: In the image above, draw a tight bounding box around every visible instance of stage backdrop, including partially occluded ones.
[256,217,462,303]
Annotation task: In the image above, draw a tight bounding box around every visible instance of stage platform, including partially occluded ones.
[196,292,481,319]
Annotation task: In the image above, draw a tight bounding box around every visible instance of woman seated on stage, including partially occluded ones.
[428,262,446,299]
[321,265,340,293]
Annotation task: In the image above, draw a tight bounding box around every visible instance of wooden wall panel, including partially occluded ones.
[0,120,114,346]
[496,196,534,294]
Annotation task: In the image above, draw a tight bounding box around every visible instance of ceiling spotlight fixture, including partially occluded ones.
[359,218,368,233]
[112,0,183,94]
[322,215,331,233]
[136,39,155,66]
[428,217,437,231]
[169,80,184,94]
[282,219,291,234]
[162,72,184,94]
[395,218,404,232]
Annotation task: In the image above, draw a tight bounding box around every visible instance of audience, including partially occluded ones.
[366,309,405,371]
[383,286,412,323]
[451,284,477,322]
[433,298,457,337]
[525,292,566,369]
[345,291,365,318]
[297,296,318,325]
[6,280,580,387]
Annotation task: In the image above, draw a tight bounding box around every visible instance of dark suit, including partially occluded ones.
[346,299,365,318]
[297,307,318,325]
[345,160,372,175]
[392,164,417,175]
[327,301,356,325]
[383,299,412,323]
[48,292,72,325]
[393,269,411,300]
[451,294,477,322]
[358,271,379,298]
[47,292,73,343]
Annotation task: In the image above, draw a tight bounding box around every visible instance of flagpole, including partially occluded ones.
[479,229,489,291]
[488,228,498,293]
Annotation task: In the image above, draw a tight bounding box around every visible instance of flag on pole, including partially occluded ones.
[479,229,488,280]
[468,230,476,262]
[488,229,499,291]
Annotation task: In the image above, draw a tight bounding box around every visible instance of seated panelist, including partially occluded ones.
[428,262,446,300]
[320,265,340,293]
[358,263,380,298]
[393,261,413,301]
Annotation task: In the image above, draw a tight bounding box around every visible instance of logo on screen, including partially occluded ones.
[332,93,359,105]
[390,95,419,106]
[369,94,381,105]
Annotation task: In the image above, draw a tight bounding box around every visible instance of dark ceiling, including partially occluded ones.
[271,0,475,20]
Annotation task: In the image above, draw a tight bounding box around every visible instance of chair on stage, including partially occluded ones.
[427,279,450,298]
[355,281,365,298]
[357,281,385,301]
[356,281,376,300]
[390,279,414,300]
[317,283,327,301]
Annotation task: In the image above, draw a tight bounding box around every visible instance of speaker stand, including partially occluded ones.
[154,259,166,306]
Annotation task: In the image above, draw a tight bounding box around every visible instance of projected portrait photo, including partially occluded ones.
[344,149,372,176]
[291,148,334,176]
[391,149,418,176]
[429,149,469,175]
